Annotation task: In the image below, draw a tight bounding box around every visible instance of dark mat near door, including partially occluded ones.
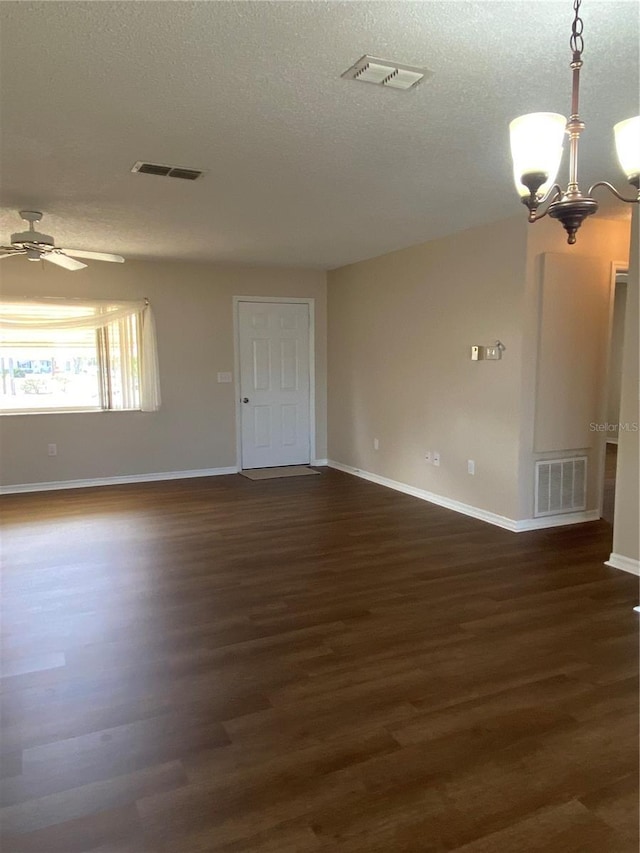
[240,466,321,480]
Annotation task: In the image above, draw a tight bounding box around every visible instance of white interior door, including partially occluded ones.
[238,301,311,469]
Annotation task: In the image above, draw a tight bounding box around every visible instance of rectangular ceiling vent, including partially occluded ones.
[130,161,204,180]
[342,55,429,91]
[534,456,587,518]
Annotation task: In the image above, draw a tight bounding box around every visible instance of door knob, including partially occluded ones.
[242,397,249,403]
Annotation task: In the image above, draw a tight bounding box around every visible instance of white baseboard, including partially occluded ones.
[327,460,601,533]
[0,466,239,495]
[513,511,601,531]
[312,458,328,467]
[605,553,640,576]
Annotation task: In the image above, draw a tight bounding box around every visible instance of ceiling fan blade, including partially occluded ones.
[61,249,125,263]
[43,252,88,271]
[0,247,24,257]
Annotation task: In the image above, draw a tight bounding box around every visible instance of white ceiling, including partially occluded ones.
[0,1,637,269]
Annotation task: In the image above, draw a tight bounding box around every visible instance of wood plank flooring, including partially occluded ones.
[1,469,638,852]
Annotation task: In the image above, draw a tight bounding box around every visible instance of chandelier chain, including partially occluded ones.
[570,0,584,57]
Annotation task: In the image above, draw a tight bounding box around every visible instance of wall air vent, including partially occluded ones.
[534,456,587,517]
[130,162,204,180]
[341,55,430,90]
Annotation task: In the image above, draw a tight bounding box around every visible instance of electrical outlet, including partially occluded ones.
[373,438,379,450]
[485,346,501,360]
[48,443,57,457]
[425,451,432,464]
[433,451,440,467]
[467,459,475,475]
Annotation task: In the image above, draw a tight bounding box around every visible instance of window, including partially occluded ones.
[0,299,160,413]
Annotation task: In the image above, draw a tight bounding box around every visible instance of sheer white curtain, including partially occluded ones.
[0,298,161,411]
[139,303,161,411]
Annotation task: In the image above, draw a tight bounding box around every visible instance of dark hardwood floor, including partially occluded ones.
[1,469,638,852]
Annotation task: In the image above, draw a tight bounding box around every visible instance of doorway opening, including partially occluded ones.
[601,268,627,525]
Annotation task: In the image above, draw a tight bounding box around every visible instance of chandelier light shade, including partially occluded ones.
[509,0,639,244]
[614,116,640,184]
[510,113,566,198]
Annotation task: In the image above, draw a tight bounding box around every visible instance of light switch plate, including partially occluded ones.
[217,372,232,383]
[485,346,501,360]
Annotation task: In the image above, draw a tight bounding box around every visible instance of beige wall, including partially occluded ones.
[328,212,631,524]
[0,258,326,487]
[606,280,627,431]
[612,209,639,564]
[328,215,528,520]
[534,254,613,454]
[518,215,631,518]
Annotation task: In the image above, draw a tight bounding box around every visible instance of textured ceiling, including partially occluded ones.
[0,1,637,269]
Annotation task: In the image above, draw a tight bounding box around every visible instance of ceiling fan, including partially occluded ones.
[0,210,125,271]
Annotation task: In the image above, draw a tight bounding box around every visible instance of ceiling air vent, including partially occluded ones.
[342,55,429,90]
[130,161,204,180]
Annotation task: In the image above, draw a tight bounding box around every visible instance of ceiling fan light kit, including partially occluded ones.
[509,0,639,244]
[0,210,125,270]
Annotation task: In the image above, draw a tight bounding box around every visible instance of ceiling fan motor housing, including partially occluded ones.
[11,229,55,248]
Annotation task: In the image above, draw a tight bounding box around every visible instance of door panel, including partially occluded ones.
[280,339,298,391]
[281,404,298,446]
[253,406,272,448]
[239,302,310,469]
[252,339,270,390]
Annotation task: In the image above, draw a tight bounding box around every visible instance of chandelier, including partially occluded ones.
[509,0,639,244]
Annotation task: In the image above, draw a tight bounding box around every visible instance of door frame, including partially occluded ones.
[232,296,316,472]
[596,260,628,518]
